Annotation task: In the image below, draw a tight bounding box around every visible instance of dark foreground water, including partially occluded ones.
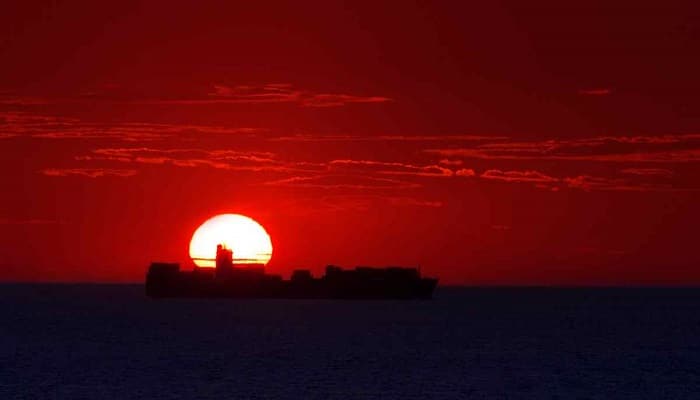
[1,285,699,399]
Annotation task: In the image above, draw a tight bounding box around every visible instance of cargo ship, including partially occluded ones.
[146,244,438,299]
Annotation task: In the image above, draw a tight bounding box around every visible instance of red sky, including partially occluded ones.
[1,1,699,284]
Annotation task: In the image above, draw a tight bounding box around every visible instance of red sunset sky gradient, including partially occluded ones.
[1,1,699,284]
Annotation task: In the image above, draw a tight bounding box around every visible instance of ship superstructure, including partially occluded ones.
[146,244,438,299]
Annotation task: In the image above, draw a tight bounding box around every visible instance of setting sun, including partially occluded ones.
[189,214,272,267]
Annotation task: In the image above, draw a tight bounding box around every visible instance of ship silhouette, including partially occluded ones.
[146,244,438,299]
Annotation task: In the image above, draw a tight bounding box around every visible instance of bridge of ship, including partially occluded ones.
[191,257,269,264]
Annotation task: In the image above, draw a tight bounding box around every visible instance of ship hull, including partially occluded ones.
[146,271,438,300]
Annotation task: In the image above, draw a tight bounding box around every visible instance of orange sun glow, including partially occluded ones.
[189,214,272,267]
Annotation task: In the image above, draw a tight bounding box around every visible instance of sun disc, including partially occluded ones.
[189,214,272,267]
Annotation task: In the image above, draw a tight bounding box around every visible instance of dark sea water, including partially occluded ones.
[1,285,699,399]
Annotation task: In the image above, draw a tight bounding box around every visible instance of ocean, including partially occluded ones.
[1,285,698,399]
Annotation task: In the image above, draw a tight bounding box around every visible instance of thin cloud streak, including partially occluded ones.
[207,84,391,107]
[267,194,443,216]
[439,159,464,166]
[620,168,673,177]
[329,159,454,177]
[425,134,700,163]
[0,112,265,141]
[0,83,391,108]
[455,168,476,177]
[578,88,612,96]
[271,134,508,142]
[41,168,138,178]
[481,169,559,184]
[78,147,323,174]
[562,175,677,192]
[0,218,61,225]
[261,175,421,190]
[69,146,686,192]
[479,169,690,192]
